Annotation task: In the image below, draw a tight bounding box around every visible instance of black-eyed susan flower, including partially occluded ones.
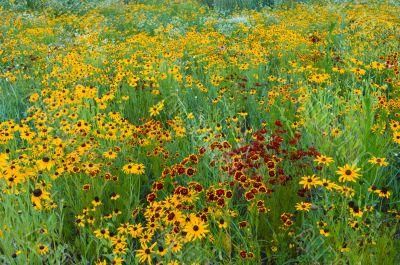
[136,242,157,264]
[319,228,330,237]
[183,217,209,241]
[113,244,128,255]
[299,175,322,189]
[336,164,361,182]
[31,188,50,210]
[36,157,54,171]
[37,244,49,255]
[122,163,145,175]
[217,217,228,229]
[368,157,388,166]
[156,245,167,256]
[92,196,102,207]
[11,250,22,259]
[110,192,120,200]
[171,241,182,253]
[94,228,110,239]
[392,131,400,144]
[314,155,334,165]
[129,223,143,238]
[331,128,341,137]
[320,179,337,191]
[341,242,349,252]
[103,150,118,159]
[377,187,391,198]
[295,202,312,212]
[75,215,85,228]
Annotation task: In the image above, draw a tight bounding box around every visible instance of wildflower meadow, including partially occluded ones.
[0,0,399,264]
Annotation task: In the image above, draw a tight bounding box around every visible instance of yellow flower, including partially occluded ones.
[31,188,51,210]
[136,242,157,264]
[336,164,361,182]
[149,100,165,117]
[394,131,400,144]
[350,68,366,75]
[129,223,144,238]
[320,179,337,191]
[37,244,49,255]
[299,175,322,189]
[368,157,388,166]
[122,163,145,175]
[29,93,39,102]
[75,215,85,228]
[103,150,118,159]
[95,260,107,265]
[320,228,330,237]
[36,157,55,171]
[183,217,209,241]
[295,202,312,212]
[94,228,110,239]
[377,187,391,199]
[314,155,334,165]
[331,128,342,137]
[149,106,161,117]
[187,112,194,119]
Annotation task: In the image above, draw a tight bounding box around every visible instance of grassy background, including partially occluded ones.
[0,0,399,264]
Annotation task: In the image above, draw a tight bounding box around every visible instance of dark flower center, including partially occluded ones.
[33,189,42,197]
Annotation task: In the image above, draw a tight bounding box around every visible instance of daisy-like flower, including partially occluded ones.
[149,100,165,117]
[350,67,366,75]
[31,188,51,210]
[341,242,349,252]
[320,179,337,191]
[113,243,128,255]
[129,223,143,238]
[393,131,400,144]
[368,157,388,166]
[37,244,49,255]
[317,220,327,228]
[94,228,110,239]
[337,185,355,197]
[157,245,167,256]
[149,106,161,117]
[377,187,391,199]
[331,128,342,137]
[295,202,312,212]
[103,150,118,159]
[183,217,209,241]
[136,242,157,264]
[319,228,330,237]
[75,215,85,228]
[336,164,361,182]
[36,157,55,171]
[349,206,363,217]
[217,218,228,229]
[299,175,322,189]
[122,163,145,175]
[314,155,334,165]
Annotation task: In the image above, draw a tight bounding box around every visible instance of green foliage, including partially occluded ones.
[0,0,399,264]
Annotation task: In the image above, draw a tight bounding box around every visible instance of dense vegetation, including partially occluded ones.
[0,0,399,264]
